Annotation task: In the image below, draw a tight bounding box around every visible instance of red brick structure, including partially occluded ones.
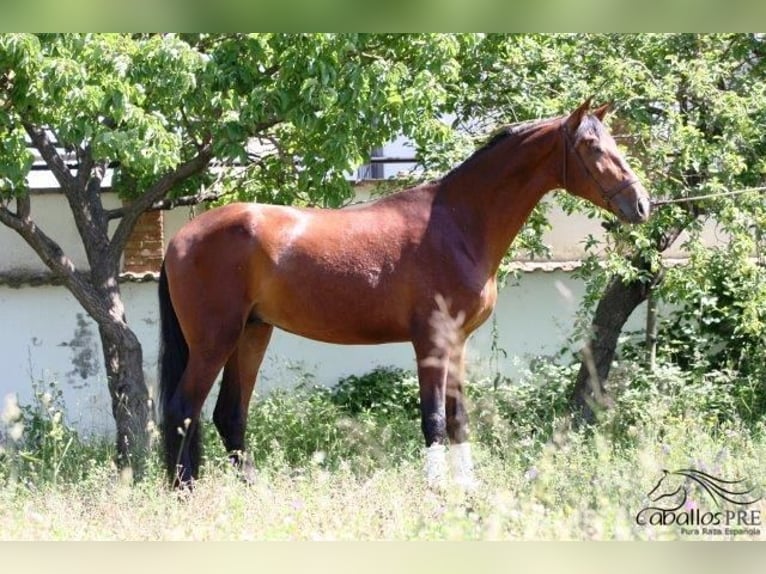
[123,208,164,274]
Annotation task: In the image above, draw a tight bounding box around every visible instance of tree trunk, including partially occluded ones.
[646,290,659,371]
[1,124,213,481]
[91,272,153,478]
[570,266,657,424]
[99,322,152,477]
[570,223,689,424]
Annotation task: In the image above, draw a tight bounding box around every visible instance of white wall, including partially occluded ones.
[0,270,648,435]
[0,190,725,275]
[1,187,722,436]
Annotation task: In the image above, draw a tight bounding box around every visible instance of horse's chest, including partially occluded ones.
[461,278,498,333]
[430,270,497,336]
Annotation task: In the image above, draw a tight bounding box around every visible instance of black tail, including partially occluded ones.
[158,261,197,483]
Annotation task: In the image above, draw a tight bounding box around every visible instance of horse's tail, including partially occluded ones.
[158,260,192,481]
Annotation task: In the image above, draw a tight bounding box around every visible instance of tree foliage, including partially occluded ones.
[2,33,765,461]
[442,33,766,417]
[1,33,476,207]
[0,33,481,470]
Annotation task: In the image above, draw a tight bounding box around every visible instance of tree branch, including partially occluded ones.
[0,203,22,232]
[76,144,95,189]
[41,136,113,271]
[23,123,77,192]
[107,143,213,261]
[105,188,230,220]
[0,200,120,327]
[16,193,30,219]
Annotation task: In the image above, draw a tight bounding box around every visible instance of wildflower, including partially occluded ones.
[9,422,24,442]
[311,450,326,465]
[2,394,21,424]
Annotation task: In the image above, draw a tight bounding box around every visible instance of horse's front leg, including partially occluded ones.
[446,342,477,490]
[414,330,477,490]
[413,335,449,488]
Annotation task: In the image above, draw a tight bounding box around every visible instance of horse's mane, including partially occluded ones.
[672,468,761,506]
[442,118,554,182]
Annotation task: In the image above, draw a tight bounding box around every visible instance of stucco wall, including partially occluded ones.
[0,190,725,275]
[1,188,723,435]
[0,269,647,435]
[0,191,193,275]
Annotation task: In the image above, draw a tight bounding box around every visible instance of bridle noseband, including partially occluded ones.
[560,121,639,207]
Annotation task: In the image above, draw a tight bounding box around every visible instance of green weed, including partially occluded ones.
[0,361,764,540]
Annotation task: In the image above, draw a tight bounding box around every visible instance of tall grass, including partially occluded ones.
[1,361,764,540]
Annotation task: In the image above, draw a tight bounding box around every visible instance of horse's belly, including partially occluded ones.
[255,284,412,345]
[267,311,411,345]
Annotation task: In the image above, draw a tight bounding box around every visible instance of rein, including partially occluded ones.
[651,186,766,207]
[561,122,639,206]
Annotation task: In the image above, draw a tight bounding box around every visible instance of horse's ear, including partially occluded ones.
[592,102,613,121]
[565,98,592,133]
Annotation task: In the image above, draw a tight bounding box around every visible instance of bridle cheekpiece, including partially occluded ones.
[560,120,639,207]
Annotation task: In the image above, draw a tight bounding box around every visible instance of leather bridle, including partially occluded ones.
[561,121,639,208]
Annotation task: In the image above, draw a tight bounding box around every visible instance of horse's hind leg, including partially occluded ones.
[213,321,273,482]
[165,352,230,487]
[165,314,243,487]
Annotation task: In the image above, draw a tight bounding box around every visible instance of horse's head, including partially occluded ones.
[635,469,689,520]
[645,469,689,510]
[647,469,675,501]
[561,99,651,224]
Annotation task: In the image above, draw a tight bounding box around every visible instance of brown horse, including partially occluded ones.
[158,100,651,487]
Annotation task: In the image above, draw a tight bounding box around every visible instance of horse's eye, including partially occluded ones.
[591,144,605,155]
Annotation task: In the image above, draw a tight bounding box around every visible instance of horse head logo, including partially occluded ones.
[646,469,689,512]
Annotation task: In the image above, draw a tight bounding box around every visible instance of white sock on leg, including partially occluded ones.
[424,443,447,487]
[449,442,477,490]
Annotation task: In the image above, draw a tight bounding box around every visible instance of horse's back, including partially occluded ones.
[167,202,280,257]
[164,190,500,345]
[166,194,427,262]
[163,197,434,344]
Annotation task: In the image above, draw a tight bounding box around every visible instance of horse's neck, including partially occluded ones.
[436,123,563,274]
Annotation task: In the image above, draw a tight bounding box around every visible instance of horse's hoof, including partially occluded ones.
[173,479,195,500]
[238,462,258,486]
[424,444,448,490]
[228,453,258,486]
